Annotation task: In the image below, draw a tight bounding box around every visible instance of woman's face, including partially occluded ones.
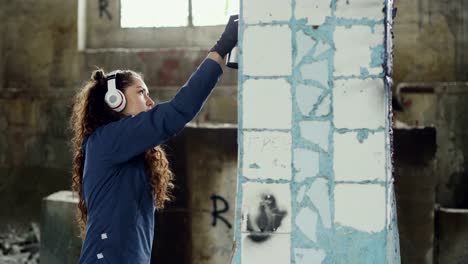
[122,76,155,116]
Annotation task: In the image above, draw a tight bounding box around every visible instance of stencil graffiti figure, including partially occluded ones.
[246,194,287,242]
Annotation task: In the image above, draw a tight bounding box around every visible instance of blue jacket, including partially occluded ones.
[78,58,223,264]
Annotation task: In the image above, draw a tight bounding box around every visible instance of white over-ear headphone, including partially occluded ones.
[105,71,126,112]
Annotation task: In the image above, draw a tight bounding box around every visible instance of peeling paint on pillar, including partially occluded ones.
[234,0,399,263]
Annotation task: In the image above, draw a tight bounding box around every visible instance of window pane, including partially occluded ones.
[192,0,239,26]
[121,0,188,28]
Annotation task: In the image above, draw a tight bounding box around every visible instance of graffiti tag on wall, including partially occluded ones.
[211,194,232,229]
[99,0,112,20]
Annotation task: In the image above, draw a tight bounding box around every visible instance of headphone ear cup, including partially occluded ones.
[115,89,126,112]
[105,89,126,112]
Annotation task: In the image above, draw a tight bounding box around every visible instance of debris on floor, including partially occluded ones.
[0,223,40,264]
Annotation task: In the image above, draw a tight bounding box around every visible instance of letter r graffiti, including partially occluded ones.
[211,194,232,229]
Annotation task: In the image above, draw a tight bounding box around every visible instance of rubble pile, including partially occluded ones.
[0,223,40,264]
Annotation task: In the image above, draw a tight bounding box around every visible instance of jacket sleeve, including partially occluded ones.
[92,58,223,164]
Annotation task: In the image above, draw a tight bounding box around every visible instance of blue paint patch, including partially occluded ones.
[296,185,307,203]
[334,179,387,186]
[306,178,332,228]
[360,67,370,76]
[333,73,385,80]
[319,151,333,178]
[356,130,370,143]
[370,45,385,67]
[293,148,320,182]
[313,41,332,59]
[244,21,290,27]
[242,128,291,132]
[302,79,330,90]
[324,226,387,264]
[300,60,329,88]
[294,248,326,264]
[299,120,331,152]
[242,178,291,184]
[248,163,260,169]
[296,84,323,116]
[335,127,385,134]
[296,30,317,65]
[335,18,385,32]
[295,207,319,242]
[242,75,292,80]
[314,93,331,117]
[294,18,335,43]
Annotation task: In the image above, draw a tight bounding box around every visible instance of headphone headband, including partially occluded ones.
[106,70,120,91]
[107,76,117,92]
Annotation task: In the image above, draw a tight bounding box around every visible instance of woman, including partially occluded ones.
[70,15,238,263]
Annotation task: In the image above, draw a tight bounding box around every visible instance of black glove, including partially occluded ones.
[210,15,239,58]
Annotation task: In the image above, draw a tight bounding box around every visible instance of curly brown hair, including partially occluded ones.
[69,69,174,240]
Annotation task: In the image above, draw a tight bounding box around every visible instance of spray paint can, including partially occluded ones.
[226,45,239,69]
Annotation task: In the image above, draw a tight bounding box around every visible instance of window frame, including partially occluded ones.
[78,0,225,50]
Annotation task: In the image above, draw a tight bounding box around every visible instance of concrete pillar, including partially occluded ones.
[234,0,400,263]
[184,128,237,264]
[40,191,81,264]
[0,0,4,90]
[394,127,436,264]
